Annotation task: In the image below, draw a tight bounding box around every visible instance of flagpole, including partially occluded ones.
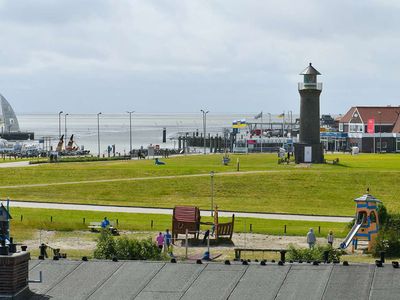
[260,112,263,153]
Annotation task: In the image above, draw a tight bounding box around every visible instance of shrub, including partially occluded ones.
[372,229,400,257]
[377,203,388,227]
[94,230,163,260]
[94,230,116,259]
[287,244,343,262]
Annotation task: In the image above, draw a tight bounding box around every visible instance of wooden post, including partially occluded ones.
[50,216,53,223]
[185,229,188,259]
[250,224,253,233]
[20,215,23,222]
[318,226,321,234]
[83,218,85,224]
[151,220,153,229]
[284,225,287,234]
[116,219,119,226]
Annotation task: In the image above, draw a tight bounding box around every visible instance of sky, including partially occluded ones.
[1,0,400,115]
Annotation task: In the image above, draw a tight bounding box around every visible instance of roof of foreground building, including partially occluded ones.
[27,259,400,300]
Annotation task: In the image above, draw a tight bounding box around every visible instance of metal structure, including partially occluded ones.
[97,112,102,157]
[64,113,69,145]
[201,109,209,154]
[58,111,63,139]
[127,111,134,156]
[210,171,214,216]
[294,63,324,163]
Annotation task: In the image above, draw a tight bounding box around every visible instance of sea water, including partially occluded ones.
[18,113,278,155]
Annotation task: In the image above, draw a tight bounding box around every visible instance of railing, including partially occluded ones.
[298,82,323,90]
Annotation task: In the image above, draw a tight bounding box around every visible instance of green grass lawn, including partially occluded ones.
[9,207,348,242]
[1,153,400,216]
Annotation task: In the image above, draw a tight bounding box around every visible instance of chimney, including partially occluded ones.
[0,249,30,299]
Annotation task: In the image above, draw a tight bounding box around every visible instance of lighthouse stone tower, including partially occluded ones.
[294,63,324,163]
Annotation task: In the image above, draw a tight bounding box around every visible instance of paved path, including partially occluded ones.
[8,200,353,223]
[0,161,36,168]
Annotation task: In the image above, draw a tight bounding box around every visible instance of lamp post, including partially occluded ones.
[210,171,214,217]
[64,113,69,143]
[267,113,272,129]
[127,111,134,157]
[378,111,382,154]
[58,111,63,138]
[97,112,102,157]
[201,109,209,155]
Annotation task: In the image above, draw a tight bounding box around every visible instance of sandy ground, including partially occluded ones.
[22,230,345,260]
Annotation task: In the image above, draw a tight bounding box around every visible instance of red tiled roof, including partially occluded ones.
[340,106,400,132]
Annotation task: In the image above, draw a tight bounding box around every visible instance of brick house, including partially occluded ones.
[338,106,400,153]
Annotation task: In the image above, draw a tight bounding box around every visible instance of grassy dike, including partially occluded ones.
[0,153,399,216]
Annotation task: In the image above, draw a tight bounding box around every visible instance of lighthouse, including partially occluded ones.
[294,63,324,163]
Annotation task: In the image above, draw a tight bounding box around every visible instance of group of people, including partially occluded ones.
[156,229,173,254]
[306,228,334,248]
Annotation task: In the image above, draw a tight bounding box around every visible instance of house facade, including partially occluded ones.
[338,106,400,153]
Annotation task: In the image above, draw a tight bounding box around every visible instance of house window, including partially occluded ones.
[339,123,343,132]
[349,124,364,133]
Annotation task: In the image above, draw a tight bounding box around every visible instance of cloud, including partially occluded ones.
[0,0,399,113]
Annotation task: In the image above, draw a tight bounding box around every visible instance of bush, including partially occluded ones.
[287,244,343,262]
[93,230,116,259]
[378,203,388,227]
[372,229,400,257]
[94,230,163,260]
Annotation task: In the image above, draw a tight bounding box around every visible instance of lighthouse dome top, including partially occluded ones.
[300,63,321,75]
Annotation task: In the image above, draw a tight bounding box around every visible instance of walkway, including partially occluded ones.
[9,200,352,223]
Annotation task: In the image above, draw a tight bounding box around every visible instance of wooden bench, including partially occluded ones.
[88,221,118,234]
[234,248,286,261]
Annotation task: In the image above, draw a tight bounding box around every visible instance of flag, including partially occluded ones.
[278,113,285,118]
[254,112,263,119]
[232,119,247,128]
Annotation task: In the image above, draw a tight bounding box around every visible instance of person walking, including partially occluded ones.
[327,231,334,246]
[164,229,172,249]
[307,228,316,249]
[156,232,164,252]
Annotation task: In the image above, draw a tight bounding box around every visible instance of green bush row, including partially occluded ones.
[93,230,164,260]
[287,244,344,262]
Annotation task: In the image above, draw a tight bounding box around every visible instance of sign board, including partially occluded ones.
[148,146,154,157]
[367,119,375,133]
[304,146,312,163]
[247,140,256,145]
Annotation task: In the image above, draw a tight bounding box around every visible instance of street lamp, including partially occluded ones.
[127,111,134,157]
[97,112,102,157]
[201,109,209,155]
[210,171,215,217]
[64,113,69,143]
[378,111,382,154]
[267,113,272,129]
[58,111,63,138]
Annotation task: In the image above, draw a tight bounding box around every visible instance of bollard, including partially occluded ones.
[117,219,119,226]
[51,216,53,222]
[318,226,321,234]
[284,225,287,234]
[21,215,23,222]
[250,224,252,232]
[380,251,385,264]
[323,250,329,263]
[280,250,287,263]
[151,220,153,229]
[83,218,86,224]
